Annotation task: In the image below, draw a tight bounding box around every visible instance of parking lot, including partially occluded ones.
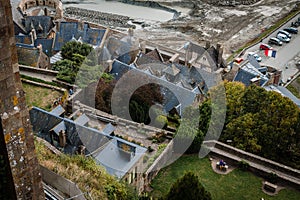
[243,14,300,83]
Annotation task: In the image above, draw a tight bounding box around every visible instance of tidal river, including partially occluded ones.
[63,0,175,22]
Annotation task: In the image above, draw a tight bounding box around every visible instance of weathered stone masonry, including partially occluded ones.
[0,0,44,199]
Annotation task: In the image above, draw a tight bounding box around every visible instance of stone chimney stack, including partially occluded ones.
[107,60,113,72]
[0,0,45,199]
[59,130,66,147]
[31,28,37,42]
[217,43,223,67]
[128,28,134,37]
[205,41,211,49]
[139,40,146,54]
[37,43,43,53]
[55,20,60,32]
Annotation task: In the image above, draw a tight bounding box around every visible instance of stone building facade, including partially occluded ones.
[0,0,44,199]
[18,0,63,19]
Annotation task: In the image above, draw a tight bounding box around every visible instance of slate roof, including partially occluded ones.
[93,137,147,178]
[50,51,63,64]
[24,16,54,38]
[145,48,164,62]
[50,105,65,116]
[29,107,146,179]
[136,52,166,69]
[51,121,66,136]
[53,22,106,51]
[110,60,201,115]
[233,62,268,86]
[11,0,27,34]
[34,38,54,56]
[74,114,90,126]
[102,123,116,135]
[15,35,33,44]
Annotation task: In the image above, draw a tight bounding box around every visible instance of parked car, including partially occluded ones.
[234,57,244,64]
[268,37,283,46]
[278,30,291,38]
[291,21,300,28]
[277,33,290,43]
[247,52,262,62]
[259,43,273,50]
[284,27,298,34]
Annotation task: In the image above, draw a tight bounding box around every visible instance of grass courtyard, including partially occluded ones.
[22,82,63,111]
[150,155,300,200]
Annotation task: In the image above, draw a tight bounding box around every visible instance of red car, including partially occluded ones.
[259,43,273,50]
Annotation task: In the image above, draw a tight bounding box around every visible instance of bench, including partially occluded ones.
[263,181,277,193]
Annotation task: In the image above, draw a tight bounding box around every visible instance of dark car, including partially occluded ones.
[259,43,273,50]
[284,27,298,34]
[268,37,283,46]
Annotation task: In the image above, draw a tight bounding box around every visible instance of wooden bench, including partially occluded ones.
[263,181,277,193]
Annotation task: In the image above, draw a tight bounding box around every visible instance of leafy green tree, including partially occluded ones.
[220,82,300,169]
[165,172,211,200]
[224,113,261,153]
[61,41,93,61]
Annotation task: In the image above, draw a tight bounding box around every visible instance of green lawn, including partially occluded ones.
[22,82,63,111]
[150,155,300,200]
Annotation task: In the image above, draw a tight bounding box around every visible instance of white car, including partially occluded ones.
[277,33,290,43]
[248,52,262,62]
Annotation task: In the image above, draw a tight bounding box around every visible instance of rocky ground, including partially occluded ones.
[131,0,299,58]
[64,0,299,59]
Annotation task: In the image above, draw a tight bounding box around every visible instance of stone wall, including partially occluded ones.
[0,0,44,199]
[64,7,134,28]
[203,0,260,6]
[18,0,63,19]
[204,140,300,189]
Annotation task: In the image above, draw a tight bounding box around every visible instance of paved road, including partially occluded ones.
[243,13,300,82]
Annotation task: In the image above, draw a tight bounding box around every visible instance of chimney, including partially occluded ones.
[78,145,86,155]
[128,28,134,37]
[184,42,192,66]
[205,41,210,49]
[59,130,66,147]
[55,20,60,32]
[37,43,43,53]
[217,43,223,67]
[31,28,37,41]
[169,53,180,63]
[273,70,282,85]
[139,40,146,54]
[44,8,48,16]
[107,59,113,72]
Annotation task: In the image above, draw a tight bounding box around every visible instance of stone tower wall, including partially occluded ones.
[0,0,44,199]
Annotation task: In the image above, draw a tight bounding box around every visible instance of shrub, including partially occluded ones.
[266,172,279,184]
[238,160,250,171]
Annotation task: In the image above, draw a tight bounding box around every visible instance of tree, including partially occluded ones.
[165,172,211,200]
[61,41,93,61]
[219,82,300,169]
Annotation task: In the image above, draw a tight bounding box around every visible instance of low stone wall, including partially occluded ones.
[144,140,175,185]
[64,7,135,28]
[19,65,58,76]
[21,78,66,92]
[203,0,260,6]
[204,140,300,190]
